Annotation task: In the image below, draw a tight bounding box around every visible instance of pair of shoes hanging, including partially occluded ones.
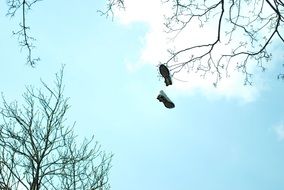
[157,64,175,109]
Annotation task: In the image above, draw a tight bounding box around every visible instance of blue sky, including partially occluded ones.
[1,0,284,190]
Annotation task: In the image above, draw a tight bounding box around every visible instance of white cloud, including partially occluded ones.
[115,0,266,103]
[114,0,164,27]
[273,123,284,141]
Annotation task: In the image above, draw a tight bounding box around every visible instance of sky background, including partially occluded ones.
[1,0,284,190]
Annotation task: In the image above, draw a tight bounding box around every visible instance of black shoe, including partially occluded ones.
[159,64,172,86]
[157,90,175,109]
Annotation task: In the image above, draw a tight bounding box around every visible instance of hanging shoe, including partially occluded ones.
[159,64,172,86]
[157,90,175,109]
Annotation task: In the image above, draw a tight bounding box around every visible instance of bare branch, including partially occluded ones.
[98,0,125,19]
[162,0,284,85]
[6,0,42,67]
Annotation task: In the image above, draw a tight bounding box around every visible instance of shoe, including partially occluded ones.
[159,64,172,86]
[157,90,175,109]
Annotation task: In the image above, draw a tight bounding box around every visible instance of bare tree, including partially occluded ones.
[162,0,284,85]
[5,0,124,67]
[0,68,112,190]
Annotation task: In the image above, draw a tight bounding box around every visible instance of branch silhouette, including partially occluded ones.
[7,0,41,67]
[163,0,284,85]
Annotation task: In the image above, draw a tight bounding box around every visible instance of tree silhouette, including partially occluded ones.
[162,0,284,85]
[0,68,112,190]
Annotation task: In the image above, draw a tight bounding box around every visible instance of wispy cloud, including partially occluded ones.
[115,0,266,103]
[273,123,284,141]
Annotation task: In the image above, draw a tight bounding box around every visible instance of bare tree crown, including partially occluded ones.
[0,69,112,190]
